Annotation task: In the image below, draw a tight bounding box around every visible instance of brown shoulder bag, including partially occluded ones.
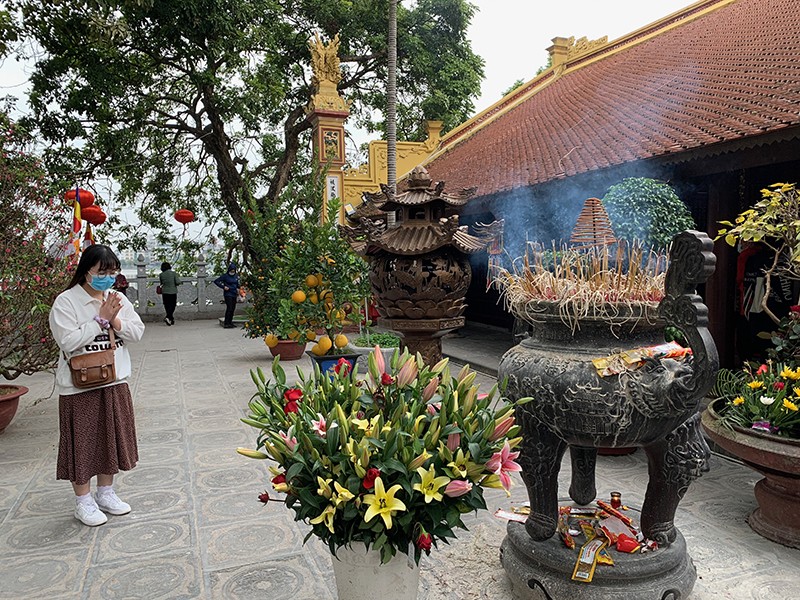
[68,328,117,389]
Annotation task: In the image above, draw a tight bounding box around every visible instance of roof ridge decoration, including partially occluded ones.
[428,0,733,160]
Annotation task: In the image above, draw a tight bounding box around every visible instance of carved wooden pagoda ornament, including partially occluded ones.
[340,166,503,364]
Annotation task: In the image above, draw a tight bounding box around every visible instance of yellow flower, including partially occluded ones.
[781,367,800,380]
[732,396,745,406]
[332,482,355,507]
[783,399,799,412]
[363,477,406,529]
[795,387,800,398]
[413,465,450,504]
[317,477,333,499]
[447,449,469,478]
[310,504,336,533]
[747,381,764,389]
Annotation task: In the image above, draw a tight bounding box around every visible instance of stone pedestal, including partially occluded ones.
[501,522,696,600]
[388,316,465,365]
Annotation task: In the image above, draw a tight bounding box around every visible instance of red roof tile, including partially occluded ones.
[426,0,800,196]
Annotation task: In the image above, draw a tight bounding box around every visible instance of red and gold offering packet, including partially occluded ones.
[571,538,607,583]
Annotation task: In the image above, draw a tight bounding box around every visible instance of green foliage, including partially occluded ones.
[768,306,800,364]
[501,79,525,97]
[0,108,73,379]
[240,348,521,563]
[601,177,696,250]
[242,167,370,343]
[11,0,483,260]
[712,364,800,439]
[353,331,401,348]
[717,182,800,325]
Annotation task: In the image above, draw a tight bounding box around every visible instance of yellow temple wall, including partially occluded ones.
[340,121,442,215]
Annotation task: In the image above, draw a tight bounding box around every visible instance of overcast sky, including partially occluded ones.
[468,0,694,113]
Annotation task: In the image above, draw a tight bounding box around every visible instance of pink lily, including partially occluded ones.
[489,415,515,442]
[444,479,473,498]
[373,345,385,375]
[279,431,298,451]
[311,413,328,438]
[485,441,522,492]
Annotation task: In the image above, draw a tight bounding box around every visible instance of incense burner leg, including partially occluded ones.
[516,409,569,541]
[640,413,710,545]
[568,446,597,506]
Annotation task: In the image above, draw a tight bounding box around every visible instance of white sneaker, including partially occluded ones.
[75,499,108,526]
[94,490,131,516]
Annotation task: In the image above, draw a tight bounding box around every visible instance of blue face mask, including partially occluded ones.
[88,274,116,292]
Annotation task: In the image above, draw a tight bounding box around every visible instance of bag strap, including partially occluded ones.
[63,324,117,360]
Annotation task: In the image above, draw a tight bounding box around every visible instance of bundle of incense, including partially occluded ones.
[596,500,633,526]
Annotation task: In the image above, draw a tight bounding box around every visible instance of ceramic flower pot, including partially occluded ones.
[701,398,800,549]
[306,352,360,376]
[331,544,420,600]
[267,339,306,361]
[0,385,28,434]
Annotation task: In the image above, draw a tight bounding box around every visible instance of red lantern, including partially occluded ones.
[82,205,107,226]
[174,209,195,224]
[64,188,96,209]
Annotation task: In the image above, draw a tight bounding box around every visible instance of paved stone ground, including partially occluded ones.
[1,321,798,599]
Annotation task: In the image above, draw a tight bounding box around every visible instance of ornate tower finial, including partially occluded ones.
[308,33,350,114]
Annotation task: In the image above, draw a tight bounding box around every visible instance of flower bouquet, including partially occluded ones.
[712,361,800,439]
[237,346,522,566]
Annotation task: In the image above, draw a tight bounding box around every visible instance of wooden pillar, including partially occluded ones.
[705,173,738,368]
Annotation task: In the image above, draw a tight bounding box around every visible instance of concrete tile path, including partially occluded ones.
[1,320,798,599]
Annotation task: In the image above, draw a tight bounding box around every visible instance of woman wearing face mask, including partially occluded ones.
[48,245,145,527]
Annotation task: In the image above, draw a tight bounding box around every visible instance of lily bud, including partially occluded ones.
[360,445,370,468]
[461,387,476,415]
[489,416,515,441]
[431,357,449,374]
[422,376,440,402]
[373,345,385,375]
[444,479,473,498]
[408,450,431,470]
[446,432,461,452]
[396,358,418,387]
[456,363,471,383]
[236,448,269,459]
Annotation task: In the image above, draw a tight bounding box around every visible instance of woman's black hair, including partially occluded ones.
[161,262,171,271]
[66,245,121,289]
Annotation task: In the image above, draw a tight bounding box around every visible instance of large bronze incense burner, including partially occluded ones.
[341,166,502,364]
[498,231,718,599]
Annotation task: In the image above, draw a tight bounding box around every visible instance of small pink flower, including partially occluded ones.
[279,431,297,451]
[486,441,522,492]
[312,413,328,438]
[444,480,473,497]
[756,364,768,375]
[774,381,785,391]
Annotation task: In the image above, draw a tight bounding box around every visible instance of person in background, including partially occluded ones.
[48,244,145,527]
[214,263,240,328]
[159,262,181,326]
[112,273,129,298]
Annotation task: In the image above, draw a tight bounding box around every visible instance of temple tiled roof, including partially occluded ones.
[425,0,800,196]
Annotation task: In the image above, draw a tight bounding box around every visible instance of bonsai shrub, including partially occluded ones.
[602,177,696,250]
[0,109,73,380]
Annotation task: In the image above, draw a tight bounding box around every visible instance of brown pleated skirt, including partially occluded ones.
[57,382,138,484]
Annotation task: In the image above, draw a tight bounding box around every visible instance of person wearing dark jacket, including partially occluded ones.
[214,263,240,328]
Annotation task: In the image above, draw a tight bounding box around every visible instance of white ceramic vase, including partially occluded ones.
[331,544,420,600]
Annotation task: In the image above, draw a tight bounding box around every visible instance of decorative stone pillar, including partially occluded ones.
[196,253,207,313]
[135,253,147,311]
[307,33,350,221]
